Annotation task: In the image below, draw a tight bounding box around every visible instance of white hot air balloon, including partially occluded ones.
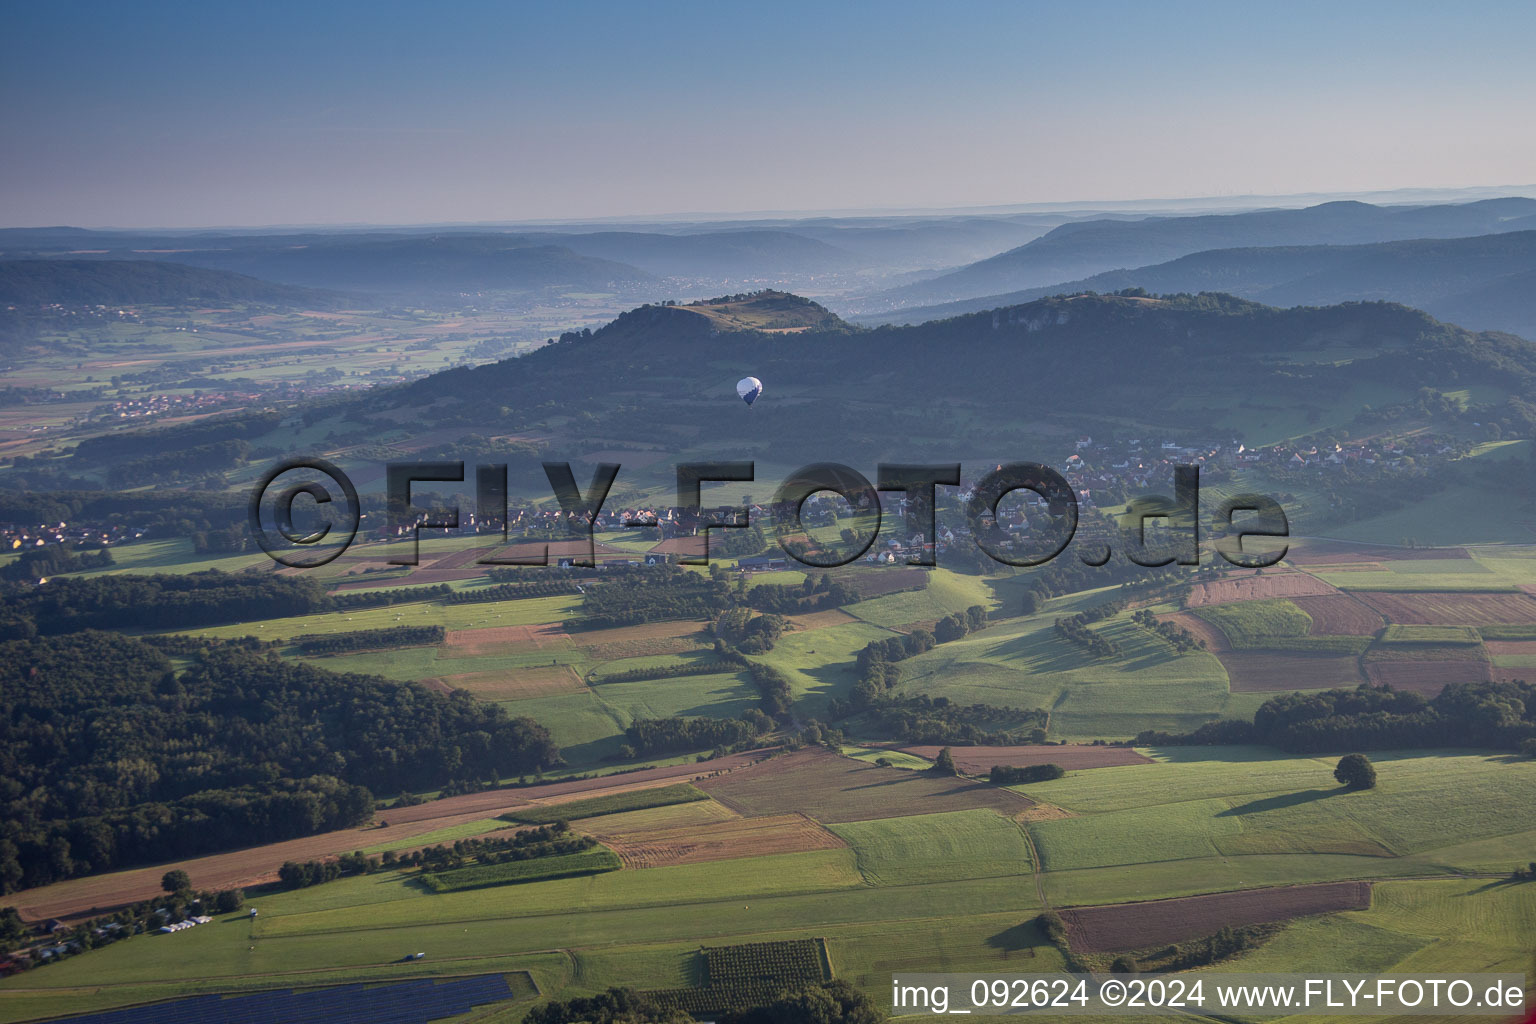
[736,376,763,407]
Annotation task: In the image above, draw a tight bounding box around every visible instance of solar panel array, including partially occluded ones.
[44,973,516,1024]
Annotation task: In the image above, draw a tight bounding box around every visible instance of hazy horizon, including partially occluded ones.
[4,0,1535,229]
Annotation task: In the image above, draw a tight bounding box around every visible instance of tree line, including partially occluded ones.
[620,712,773,759]
[0,544,114,582]
[445,581,577,605]
[1,571,332,638]
[1053,600,1125,658]
[1130,608,1206,653]
[989,763,1064,784]
[861,695,1049,746]
[1134,680,1536,753]
[292,624,444,655]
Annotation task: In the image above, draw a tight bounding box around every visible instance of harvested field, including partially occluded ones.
[1185,571,1337,607]
[1217,650,1367,692]
[1355,591,1536,625]
[830,567,931,599]
[1062,881,1373,953]
[567,620,711,660]
[444,623,572,656]
[596,813,845,868]
[425,665,586,700]
[1485,640,1536,657]
[1285,540,1469,564]
[696,748,1033,823]
[898,745,1153,774]
[1363,659,1491,694]
[1291,594,1386,636]
[786,609,860,631]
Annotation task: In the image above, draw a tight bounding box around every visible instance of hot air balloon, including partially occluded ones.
[736,376,763,407]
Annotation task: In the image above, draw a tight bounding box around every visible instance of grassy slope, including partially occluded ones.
[896,607,1251,739]
[1018,749,1536,905]
[844,569,996,628]
[828,809,1035,886]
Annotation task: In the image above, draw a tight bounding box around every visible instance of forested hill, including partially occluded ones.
[577,291,850,343]
[369,290,1536,465]
[0,632,561,893]
[0,259,344,308]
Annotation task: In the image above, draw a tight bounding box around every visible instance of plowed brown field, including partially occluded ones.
[567,620,710,659]
[1291,594,1386,635]
[1363,659,1491,694]
[596,813,845,868]
[1356,591,1536,625]
[1218,651,1368,691]
[443,623,573,656]
[1062,881,1373,953]
[424,665,586,699]
[697,748,1032,823]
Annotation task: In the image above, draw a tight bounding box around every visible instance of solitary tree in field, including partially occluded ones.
[931,747,958,776]
[161,869,191,894]
[1334,753,1377,790]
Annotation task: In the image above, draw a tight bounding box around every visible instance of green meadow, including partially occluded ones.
[896,609,1245,738]
[828,810,1035,886]
[1018,749,1536,905]
[844,569,996,628]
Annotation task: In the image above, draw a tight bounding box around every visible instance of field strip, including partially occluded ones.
[253,867,1063,942]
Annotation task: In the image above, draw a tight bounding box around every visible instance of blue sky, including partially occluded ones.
[2,0,1533,227]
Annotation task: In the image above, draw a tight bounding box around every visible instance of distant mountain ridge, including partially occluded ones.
[858,230,1536,340]
[865,198,1536,310]
[0,259,343,308]
[145,235,655,299]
